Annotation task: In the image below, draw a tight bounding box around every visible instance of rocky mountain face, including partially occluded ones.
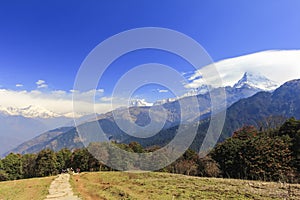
[0,105,73,154]
[224,78,300,133]
[233,72,279,91]
[6,73,287,155]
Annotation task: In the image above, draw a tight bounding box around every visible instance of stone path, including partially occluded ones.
[45,173,81,200]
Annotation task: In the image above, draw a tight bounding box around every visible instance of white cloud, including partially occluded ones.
[3,50,299,118]
[37,84,48,88]
[158,89,169,93]
[16,84,23,87]
[100,96,113,102]
[36,80,45,85]
[0,88,109,117]
[36,79,48,88]
[186,50,300,88]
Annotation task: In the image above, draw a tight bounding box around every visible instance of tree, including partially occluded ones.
[56,148,72,171]
[245,135,296,182]
[0,159,8,181]
[211,122,299,182]
[1,153,23,180]
[278,117,300,138]
[87,142,110,171]
[232,125,258,141]
[71,148,99,171]
[163,149,199,176]
[278,118,300,178]
[211,137,247,179]
[128,142,145,153]
[22,154,37,178]
[198,156,221,177]
[35,149,58,177]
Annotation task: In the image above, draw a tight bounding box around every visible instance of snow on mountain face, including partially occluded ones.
[153,97,178,106]
[0,105,61,118]
[233,72,279,91]
[152,72,279,105]
[130,99,153,107]
[182,84,211,97]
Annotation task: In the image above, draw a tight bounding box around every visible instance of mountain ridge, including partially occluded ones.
[6,75,294,156]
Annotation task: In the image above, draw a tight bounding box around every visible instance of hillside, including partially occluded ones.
[70,172,300,200]
[221,79,300,139]
[7,78,300,155]
[0,176,54,200]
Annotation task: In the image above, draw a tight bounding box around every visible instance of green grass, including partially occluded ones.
[70,172,300,200]
[0,176,54,200]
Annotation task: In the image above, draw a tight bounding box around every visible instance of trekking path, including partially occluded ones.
[45,173,81,200]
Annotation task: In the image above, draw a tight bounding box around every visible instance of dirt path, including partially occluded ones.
[45,173,81,200]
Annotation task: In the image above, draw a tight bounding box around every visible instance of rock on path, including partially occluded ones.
[45,173,81,200]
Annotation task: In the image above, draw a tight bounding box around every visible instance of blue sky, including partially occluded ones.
[0,1,300,114]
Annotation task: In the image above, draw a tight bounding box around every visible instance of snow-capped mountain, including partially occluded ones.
[184,72,279,97]
[130,99,153,107]
[182,84,212,97]
[153,97,177,106]
[153,72,279,106]
[0,105,75,154]
[233,72,279,91]
[0,105,61,118]
[0,71,280,155]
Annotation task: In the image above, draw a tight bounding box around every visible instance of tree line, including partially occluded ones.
[0,117,299,183]
[0,148,108,181]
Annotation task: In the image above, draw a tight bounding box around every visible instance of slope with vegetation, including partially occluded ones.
[7,79,300,157]
[0,176,53,200]
[70,172,300,200]
[0,118,299,185]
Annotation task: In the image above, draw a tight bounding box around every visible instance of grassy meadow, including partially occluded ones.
[0,176,54,200]
[70,172,300,200]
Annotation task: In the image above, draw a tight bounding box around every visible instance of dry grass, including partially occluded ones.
[70,171,300,200]
[0,176,54,200]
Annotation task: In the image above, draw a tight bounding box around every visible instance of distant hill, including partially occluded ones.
[7,74,289,155]
[222,79,300,137]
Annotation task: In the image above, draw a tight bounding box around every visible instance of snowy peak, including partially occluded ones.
[153,97,177,106]
[182,84,211,97]
[130,99,153,107]
[0,105,62,118]
[233,72,279,91]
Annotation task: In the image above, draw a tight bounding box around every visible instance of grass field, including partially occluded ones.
[0,176,54,200]
[70,172,300,200]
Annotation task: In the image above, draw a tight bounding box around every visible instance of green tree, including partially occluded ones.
[128,142,145,153]
[211,122,298,182]
[1,153,23,180]
[211,137,247,179]
[56,148,72,172]
[22,154,37,178]
[232,125,258,140]
[35,149,58,177]
[278,118,300,177]
[0,159,8,181]
[71,148,99,171]
[198,156,221,177]
[87,142,111,171]
[245,135,295,182]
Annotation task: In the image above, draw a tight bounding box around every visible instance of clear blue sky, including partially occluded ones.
[0,0,300,96]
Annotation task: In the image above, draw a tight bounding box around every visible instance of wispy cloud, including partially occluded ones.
[186,50,300,88]
[3,50,299,117]
[15,84,23,87]
[158,89,168,93]
[36,79,48,88]
[0,88,108,117]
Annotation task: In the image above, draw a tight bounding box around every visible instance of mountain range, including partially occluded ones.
[5,72,290,156]
[0,105,74,154]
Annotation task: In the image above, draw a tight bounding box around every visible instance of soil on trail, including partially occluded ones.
[45,173,81,200]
